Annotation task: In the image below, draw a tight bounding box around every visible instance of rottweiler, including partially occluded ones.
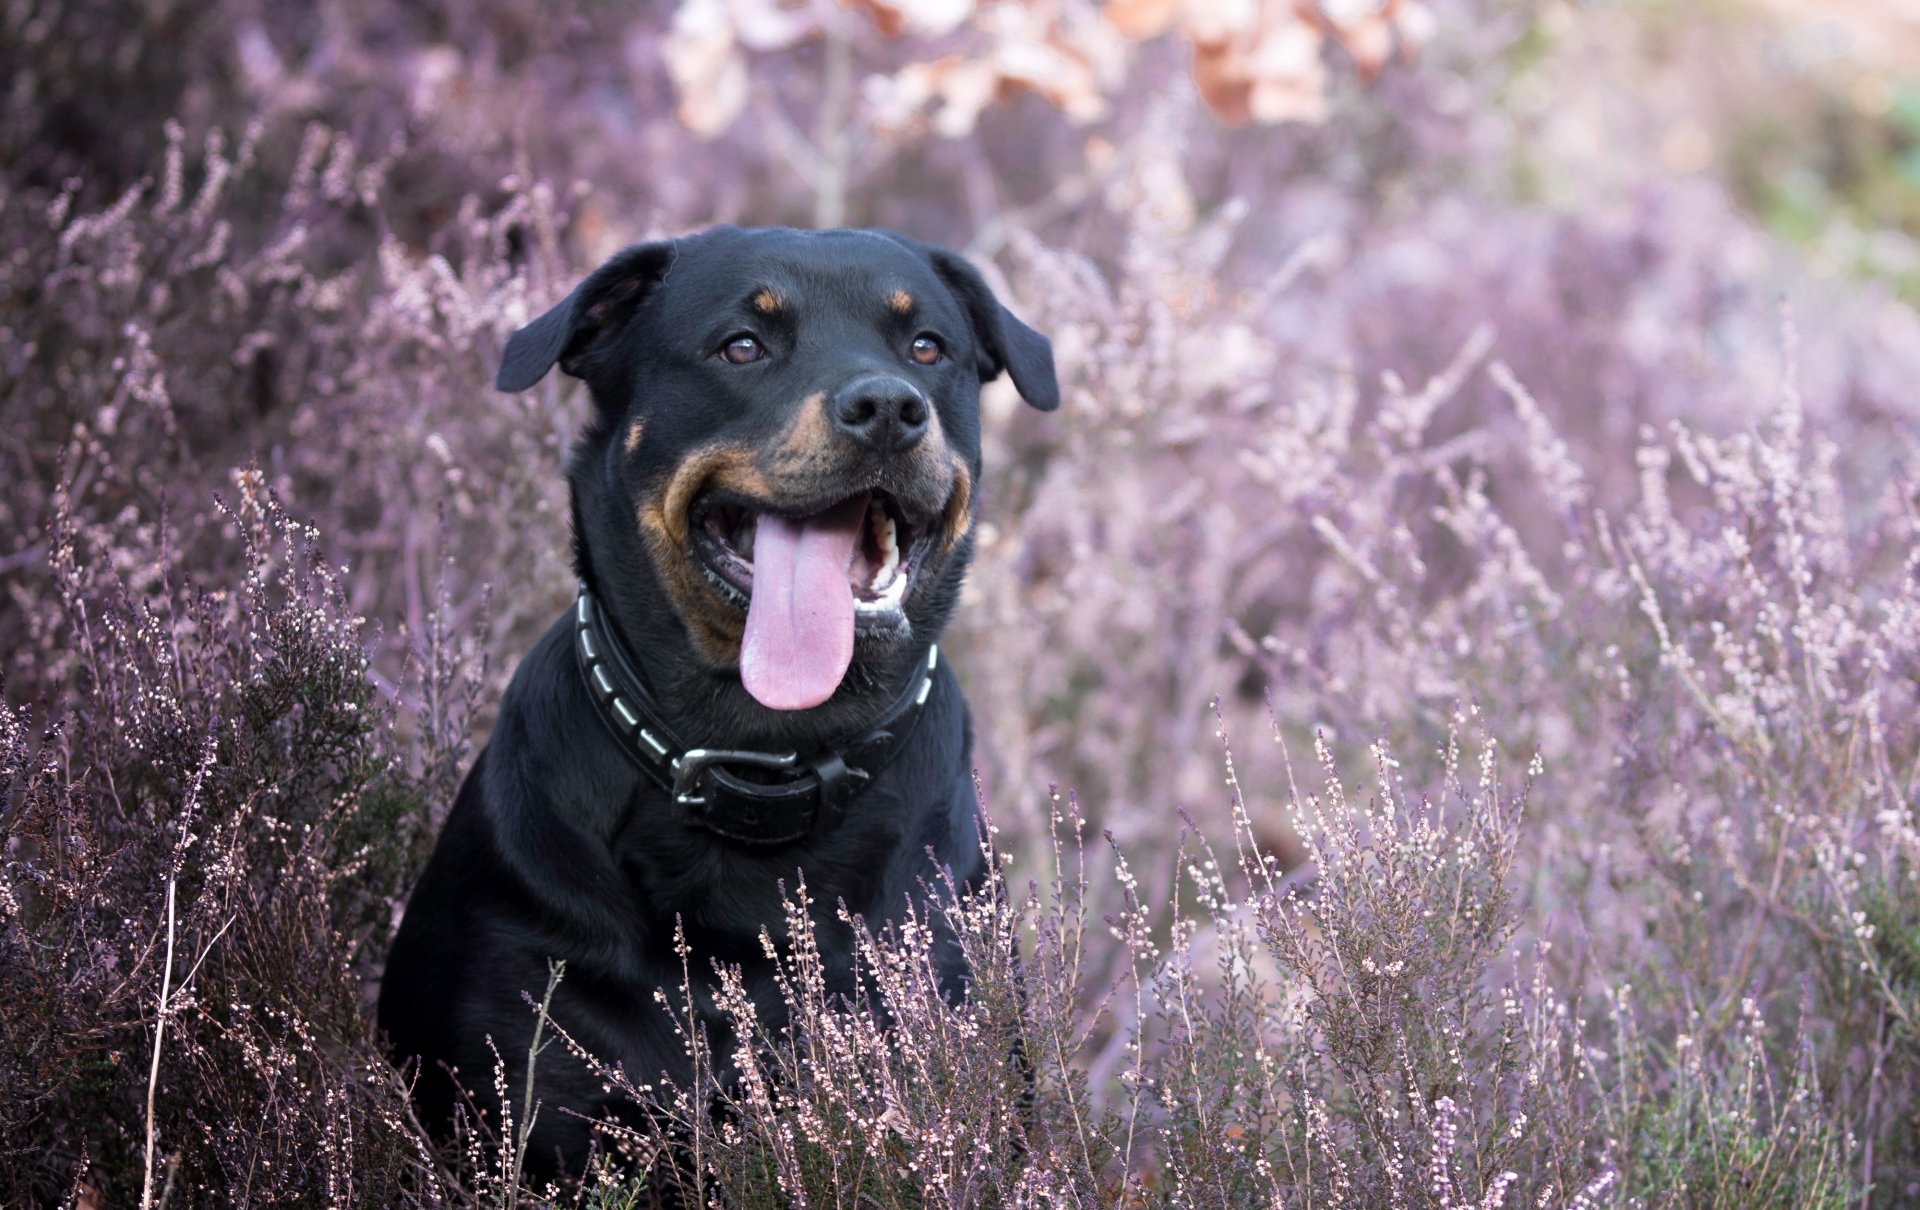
[377,226,1058,1179]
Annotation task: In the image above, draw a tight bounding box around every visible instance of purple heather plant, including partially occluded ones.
[3,0,1918,1206]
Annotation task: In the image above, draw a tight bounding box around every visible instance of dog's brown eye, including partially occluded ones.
[909,335,942,365]
[721,335,764,365]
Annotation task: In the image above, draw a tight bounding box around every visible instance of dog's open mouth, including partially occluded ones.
[691,490,932,711]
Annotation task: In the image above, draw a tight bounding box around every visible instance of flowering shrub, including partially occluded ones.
[0,474,463,1203]
[4,0,1919,1205]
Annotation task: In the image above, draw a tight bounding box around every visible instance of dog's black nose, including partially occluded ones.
[828,376,930,453]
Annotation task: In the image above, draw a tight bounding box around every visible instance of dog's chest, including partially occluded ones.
[611,804,911,938]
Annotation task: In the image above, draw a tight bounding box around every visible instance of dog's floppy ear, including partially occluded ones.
[924,247,1060,412]
[495,241,675,392]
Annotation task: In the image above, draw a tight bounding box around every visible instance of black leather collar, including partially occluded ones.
[572,584,937,847]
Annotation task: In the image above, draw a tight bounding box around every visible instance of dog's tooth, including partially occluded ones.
[866,559,907,603]
[870,519,900,590]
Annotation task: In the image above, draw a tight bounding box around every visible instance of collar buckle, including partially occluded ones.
[574,584,937,845]
[671,747,799,807]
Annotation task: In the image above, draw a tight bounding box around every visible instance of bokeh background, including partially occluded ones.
[5,0,1920,1204]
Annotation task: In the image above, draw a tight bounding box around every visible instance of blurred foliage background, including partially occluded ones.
[5,0,1920,1204]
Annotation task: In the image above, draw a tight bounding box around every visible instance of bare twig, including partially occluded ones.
[140,729,218,1210]
[139,874,178,1210]
[505,959,567,1204]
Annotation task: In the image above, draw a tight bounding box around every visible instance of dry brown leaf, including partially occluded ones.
[666,0,753,136]
[1249,74,1329,123]
[1181,0,1262,47]
[1331,14,1395,79]
[665,0,821,136]
[1186,1,1331,126]
[1191,40,1254,125]
[1325,0,1435,78]
[845,0,907,36]
[668,0,1419,137]
[727,0,820,50]
[1103,0,1183,41]
[875,54,1003,135]
[843,0,977,38]
[995,37,1109,122]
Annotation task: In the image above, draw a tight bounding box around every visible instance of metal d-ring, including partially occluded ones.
[671,747,800,806]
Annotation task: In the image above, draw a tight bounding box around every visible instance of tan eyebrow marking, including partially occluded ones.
[888,289,914,314]
[624,418,646,455]
[751,288,784,313]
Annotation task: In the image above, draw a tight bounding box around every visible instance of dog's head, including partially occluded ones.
[497,226,1057,733]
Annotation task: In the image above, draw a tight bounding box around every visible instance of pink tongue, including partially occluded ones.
[741,493,869,711]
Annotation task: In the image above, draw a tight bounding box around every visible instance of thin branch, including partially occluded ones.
[139,875,178,1210]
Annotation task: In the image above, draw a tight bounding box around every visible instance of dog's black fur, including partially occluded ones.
[377,226,1057,1179]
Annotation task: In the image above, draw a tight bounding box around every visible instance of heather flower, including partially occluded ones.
[4,0,1917,1204]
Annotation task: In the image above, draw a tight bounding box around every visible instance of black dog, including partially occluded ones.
[378,226,1057,1178]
